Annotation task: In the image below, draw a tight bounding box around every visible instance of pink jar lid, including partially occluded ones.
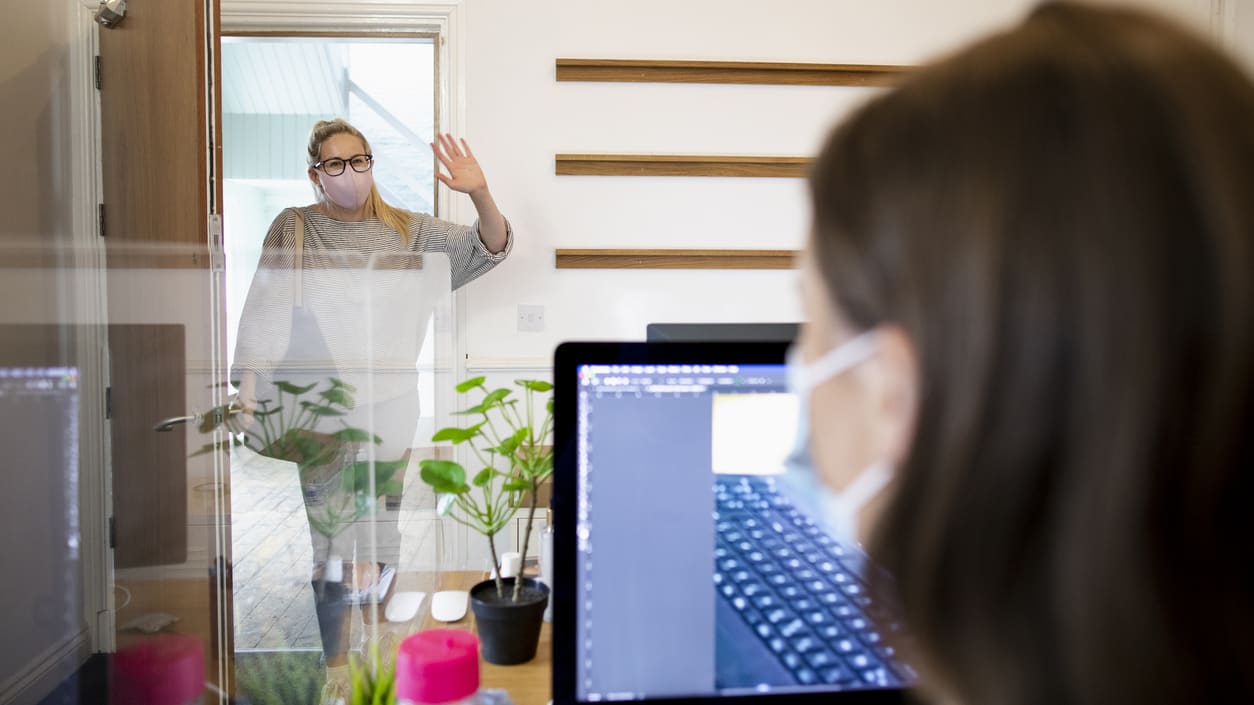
[110,634,205,705]
[396,629,480,703]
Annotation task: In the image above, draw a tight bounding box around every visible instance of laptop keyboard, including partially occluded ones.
[713,476,915,689]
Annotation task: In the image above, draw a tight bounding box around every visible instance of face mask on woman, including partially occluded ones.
[779,330,894,548]
[319,168,373,210]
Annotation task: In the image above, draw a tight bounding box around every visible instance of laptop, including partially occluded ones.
[552,342,914,705]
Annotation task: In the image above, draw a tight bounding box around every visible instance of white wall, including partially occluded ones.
[455,0,1229,370]
[216,0,1254,568]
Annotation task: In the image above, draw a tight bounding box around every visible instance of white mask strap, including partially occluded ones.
[832,459,894,514]
[796,330,878,391]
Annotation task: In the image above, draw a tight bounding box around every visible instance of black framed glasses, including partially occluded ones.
[313,153,373,176]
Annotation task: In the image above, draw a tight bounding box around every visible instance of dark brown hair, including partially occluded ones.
[808,3,1254,704]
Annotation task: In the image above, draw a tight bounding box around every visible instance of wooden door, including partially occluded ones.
[98,0,230,696]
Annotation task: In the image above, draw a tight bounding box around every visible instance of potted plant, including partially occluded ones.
[196,378,408,659]
[418,377,554,665]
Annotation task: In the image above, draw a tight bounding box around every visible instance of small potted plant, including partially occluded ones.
[418,377,554,665]
[196,378,408,660]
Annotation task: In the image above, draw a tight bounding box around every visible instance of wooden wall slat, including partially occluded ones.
[555,249,799,270]
[556,58,911,87]
[556,154,808,178]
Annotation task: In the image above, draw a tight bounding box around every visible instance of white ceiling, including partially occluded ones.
[222,40,347,115]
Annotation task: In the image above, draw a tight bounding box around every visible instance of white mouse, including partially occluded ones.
[431,590,469,622]
[385,591,426,623]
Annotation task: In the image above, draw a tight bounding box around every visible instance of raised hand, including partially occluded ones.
[431,133,488,195]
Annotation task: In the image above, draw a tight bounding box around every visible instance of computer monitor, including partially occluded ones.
[552,342,912,705]
[645,323,799,343]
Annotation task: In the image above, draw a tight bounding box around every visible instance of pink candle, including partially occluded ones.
[396,629,481,705]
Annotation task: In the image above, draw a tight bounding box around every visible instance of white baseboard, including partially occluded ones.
[0,629,91,705]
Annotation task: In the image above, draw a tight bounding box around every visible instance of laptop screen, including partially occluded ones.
[553,342,913,705]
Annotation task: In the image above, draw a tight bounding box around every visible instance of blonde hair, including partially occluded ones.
[307,118,412,245]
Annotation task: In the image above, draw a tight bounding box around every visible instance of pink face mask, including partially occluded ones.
[319,168,373,210]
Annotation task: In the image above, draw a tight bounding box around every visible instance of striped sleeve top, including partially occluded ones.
[232,205,512,388]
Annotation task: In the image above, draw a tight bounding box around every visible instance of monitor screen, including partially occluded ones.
[645,323,799,343]
[553,342,912,705]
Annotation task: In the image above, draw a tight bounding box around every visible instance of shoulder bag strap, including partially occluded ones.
[289,207,305,308]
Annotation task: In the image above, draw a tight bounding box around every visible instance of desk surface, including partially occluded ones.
[392,570,552,705]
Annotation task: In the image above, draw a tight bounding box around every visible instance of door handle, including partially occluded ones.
[153,404,243,432]
[153,414,199,432]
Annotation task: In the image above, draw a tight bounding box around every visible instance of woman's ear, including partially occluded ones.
[865,324,919,466]
[308,167,320,187]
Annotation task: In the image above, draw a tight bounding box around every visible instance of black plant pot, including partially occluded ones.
[469,577,549,665]
[311,579,347,658]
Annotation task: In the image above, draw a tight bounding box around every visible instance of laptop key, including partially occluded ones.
[792,636,818,654]
[742,582,765,597]
[791,598,815,612]
[848,652,873,670]
[731,596,749,612]
[752,594,778,610]
[834,638,858,654]
[794,668,818,685]
[765,608,794,625]
[818,624,843,640]
[806,611,829,626]
[768,637,787,654]
[822,665,857,685]
[805,650,837,669]
[779,586,802,600]
[755,623,774,640]
[781,651,802,670]
[779,619,807,638]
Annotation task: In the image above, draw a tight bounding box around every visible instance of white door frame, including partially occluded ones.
[218,0,473,568]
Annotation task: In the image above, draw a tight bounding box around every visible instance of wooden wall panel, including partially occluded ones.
[556,154,807,178]
[556,59,910,87]
[555,249,798,270]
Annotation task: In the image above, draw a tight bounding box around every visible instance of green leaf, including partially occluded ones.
[300,401,347,417]
[420,459,469,494]
[320,387,355,408]
[517,379,553,392]
[431,423,483,444]
[482,388,511,407]
[496,428,528,456]
[332,427,382,445]
[472,467,494,487]
[372,459,408,487]
[502,479,530,492]
[275,380,318,396]
[329,377,357,393]
[455,376,486,393]
[453,403,488,416]
[547,398,554,414]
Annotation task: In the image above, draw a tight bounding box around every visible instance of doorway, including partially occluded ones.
[218,33,449,685]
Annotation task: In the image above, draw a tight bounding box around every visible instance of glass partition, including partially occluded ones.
[0,242,463,704]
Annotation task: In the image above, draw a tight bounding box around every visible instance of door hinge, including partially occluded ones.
[95,56,101,90]
[105,385,112,419]
[98,203,106,237]
[108,516,116,549]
